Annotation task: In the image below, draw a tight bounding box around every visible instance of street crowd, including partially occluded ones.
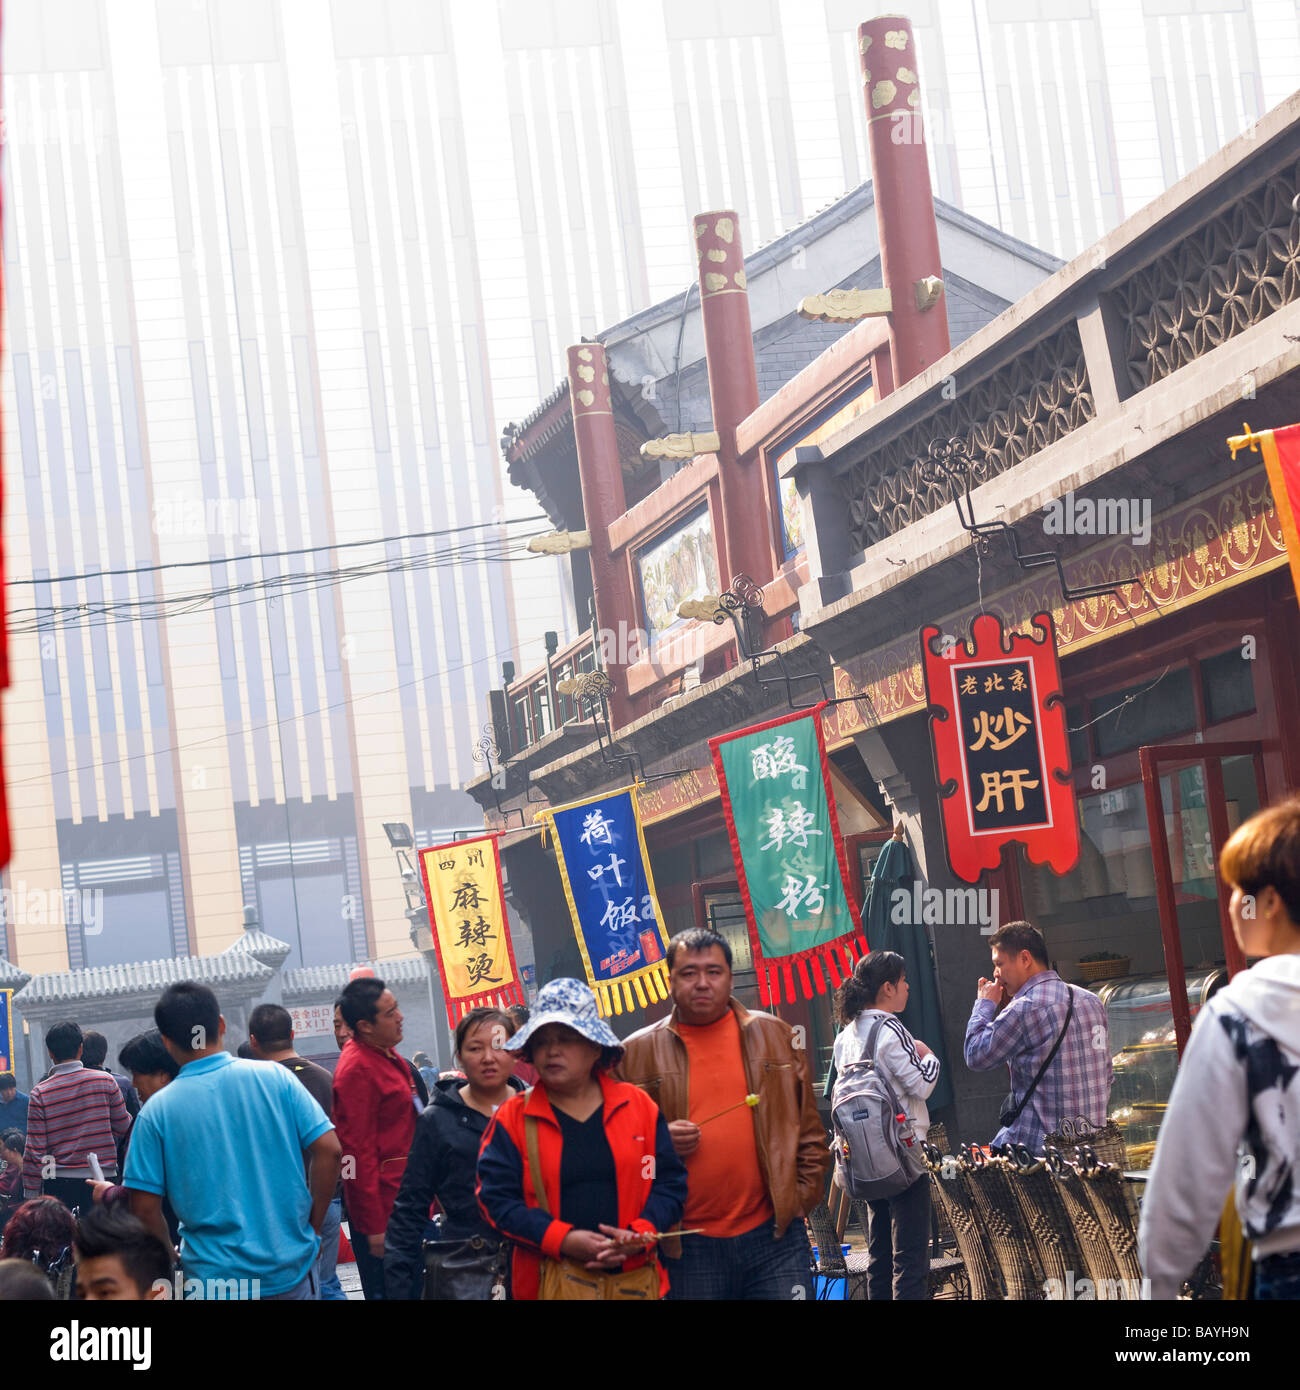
[0,795,1297,1301]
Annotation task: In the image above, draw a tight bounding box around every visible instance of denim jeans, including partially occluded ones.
[263,1266,319,1301]
[1254,1250,1300,1299]
[317,1197,347,1301]
[865,1172,931,1301]
[663,1217,813,1301]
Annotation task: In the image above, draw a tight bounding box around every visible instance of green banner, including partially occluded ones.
[710,707,864,1004]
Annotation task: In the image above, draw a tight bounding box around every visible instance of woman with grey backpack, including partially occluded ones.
[831,950,941,1301]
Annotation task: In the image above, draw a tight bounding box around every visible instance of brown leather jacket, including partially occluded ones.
[616,998,830,1246]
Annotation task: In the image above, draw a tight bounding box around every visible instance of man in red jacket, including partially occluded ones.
[332,977,420,1301]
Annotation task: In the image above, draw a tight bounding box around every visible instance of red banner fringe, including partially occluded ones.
[445,981,525,1029]
[751,936,882,1006]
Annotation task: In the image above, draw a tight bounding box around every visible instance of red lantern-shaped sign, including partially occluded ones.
[920,612,1079,884]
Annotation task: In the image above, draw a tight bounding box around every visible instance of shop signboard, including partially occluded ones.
[710,706,865,1006]
[538,785,670,1018]
[0,990,11,1072]
[921,612,1079,883]
[418,833,525,1026]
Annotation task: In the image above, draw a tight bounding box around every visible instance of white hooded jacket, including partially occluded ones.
[1137,952,1300,1299]
[832,1009,940,1141]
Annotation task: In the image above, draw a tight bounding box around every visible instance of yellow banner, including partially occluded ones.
[418,834,524,1026]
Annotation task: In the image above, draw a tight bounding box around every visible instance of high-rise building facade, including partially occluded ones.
[3,0,1295,974]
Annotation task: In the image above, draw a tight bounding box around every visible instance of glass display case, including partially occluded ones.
[1090,969,1226,1169]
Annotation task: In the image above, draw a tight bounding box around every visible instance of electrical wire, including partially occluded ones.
[3,513,551,588]
[6,531,552,636]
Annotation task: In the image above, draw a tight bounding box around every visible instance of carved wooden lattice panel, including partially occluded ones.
[842,322,1093,551]
[1114,156,1300,392]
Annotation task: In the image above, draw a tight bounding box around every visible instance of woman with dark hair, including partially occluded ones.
[0,1196,77,1296]
[1140,796,1300,1300]
[506,1005,537,1086]
[88,1031,181,1246]
[383,1006,524,1300]
[831,950,941,1301]
[0,1131,25,1232]
[477,978,687,1301]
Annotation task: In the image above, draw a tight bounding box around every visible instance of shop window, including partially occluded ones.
[1201,646,1256,724]
[1022,785,1157,924]
[701,892,755,974]
[1091,667,1195,757]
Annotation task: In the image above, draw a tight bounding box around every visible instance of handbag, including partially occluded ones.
[524,1113,660,1301]
[998,986,1076,1130]
[421,1234,509,1301]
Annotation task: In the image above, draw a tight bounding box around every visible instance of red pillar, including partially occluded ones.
[693,211,771,590]
[567,343,635,729]
[859,16,950,384]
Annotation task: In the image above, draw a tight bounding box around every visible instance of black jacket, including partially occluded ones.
[383,1076,524,1299]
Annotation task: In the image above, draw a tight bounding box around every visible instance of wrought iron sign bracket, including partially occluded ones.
[923,437,1147,605]
[706,574,873,716]
[567,672,678,785]
[472,727,526,830]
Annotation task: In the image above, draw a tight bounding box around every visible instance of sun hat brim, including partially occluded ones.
[506,1007,622,1058]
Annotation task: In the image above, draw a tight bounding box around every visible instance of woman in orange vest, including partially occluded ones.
[476,978,687,1300]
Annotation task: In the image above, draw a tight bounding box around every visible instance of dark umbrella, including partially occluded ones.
[858,828,954,1112]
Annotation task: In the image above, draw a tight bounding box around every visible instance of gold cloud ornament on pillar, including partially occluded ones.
[797,287,892,323]
[639,430,721,462]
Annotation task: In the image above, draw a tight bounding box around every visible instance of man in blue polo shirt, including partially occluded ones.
[126,981,342,1300]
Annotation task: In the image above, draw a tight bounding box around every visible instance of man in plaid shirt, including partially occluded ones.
[964,922,1113,1151]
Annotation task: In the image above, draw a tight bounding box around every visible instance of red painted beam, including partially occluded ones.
[567,343,636,730]
[693,210,772,592]
[858,16,950,385]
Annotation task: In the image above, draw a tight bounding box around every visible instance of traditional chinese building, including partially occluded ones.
[470,20,1300,1146]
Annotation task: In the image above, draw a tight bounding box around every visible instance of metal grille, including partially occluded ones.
[841,322,1094,552]
[1113,156,1300,391]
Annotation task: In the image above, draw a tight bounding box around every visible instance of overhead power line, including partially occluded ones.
[4,513,551,588]
[6,529,553,636]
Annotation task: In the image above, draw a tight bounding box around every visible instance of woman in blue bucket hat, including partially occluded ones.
[476,978,687,1300]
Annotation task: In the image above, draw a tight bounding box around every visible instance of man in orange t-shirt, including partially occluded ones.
[619,929,830,1299]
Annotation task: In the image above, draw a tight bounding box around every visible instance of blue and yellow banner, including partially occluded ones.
[0,990,12,1073]
[418,834,525,1027]
[539,785,670,1018]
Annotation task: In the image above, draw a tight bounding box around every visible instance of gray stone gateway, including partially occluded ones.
[8,909,448,1088]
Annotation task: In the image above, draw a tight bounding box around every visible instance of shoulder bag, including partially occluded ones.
[524,1113,660,1301]
[422,1233,509,1301]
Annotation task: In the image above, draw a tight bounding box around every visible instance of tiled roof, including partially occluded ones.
[16,951,273,1005]
[283,956,429,997]
[223,929,292,962]
[0,957,32,990]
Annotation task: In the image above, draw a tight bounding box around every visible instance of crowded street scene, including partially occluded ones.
[0,0,1298,1367]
